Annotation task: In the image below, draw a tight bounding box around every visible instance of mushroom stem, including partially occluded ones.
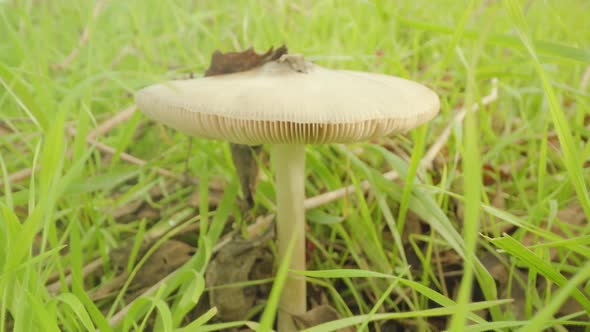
[273,143,307,331]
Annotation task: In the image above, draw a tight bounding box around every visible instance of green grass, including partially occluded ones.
[1,0,589,331]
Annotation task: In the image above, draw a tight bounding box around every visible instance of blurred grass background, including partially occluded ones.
[1,0,589,331]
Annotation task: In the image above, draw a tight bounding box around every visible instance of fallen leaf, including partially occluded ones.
[188,187,225,209]
[480,184,513,235]
[107,182,170,220]
[132,240,195,285]
[0,123,12,136]
[536,277,589,322]
[556,202,587,226]
[480,251,527,320]
[110,200,143,219]
[229,144,262,209]
[205,230,274,321]
[91,240,195,301]
[402,210,423,245]
[522,202,587,260]
[292,305,353,332]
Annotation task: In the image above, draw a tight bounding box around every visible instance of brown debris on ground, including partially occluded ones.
[205,228,274,321]
[90,239,195,302]
[293,305,354,332]
[521,202,587,261]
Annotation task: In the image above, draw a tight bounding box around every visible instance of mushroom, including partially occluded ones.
[135,53,439,331]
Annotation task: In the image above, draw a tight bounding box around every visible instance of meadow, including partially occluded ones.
[1,0,589,331]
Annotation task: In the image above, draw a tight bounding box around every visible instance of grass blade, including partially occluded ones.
[489,233,590,314]
[503,0,590,223]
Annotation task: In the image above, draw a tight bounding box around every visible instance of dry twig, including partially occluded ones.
[87,105,137,139]
[421,78,499,169]
[0,167,36,188]
[69,126,186,181]
[69,126,227,190]
[46,258,102,294]
[580,65,590,90]
[55,0,107,69]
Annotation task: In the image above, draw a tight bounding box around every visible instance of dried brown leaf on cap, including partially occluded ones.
[521,202,587,261]
[204,46,288,77]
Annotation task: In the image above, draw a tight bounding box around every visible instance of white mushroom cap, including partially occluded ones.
[136,57,439,145]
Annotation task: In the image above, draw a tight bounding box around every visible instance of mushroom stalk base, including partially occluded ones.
[273,144,306,331]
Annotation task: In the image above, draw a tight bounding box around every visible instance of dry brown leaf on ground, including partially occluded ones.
[229,144,263,209]
[0,123,12,135]
[480,251,528,320]
[480,184,514,235]
[108,200,144,219]
[188,181,231,210]
[522,202,587,260]
[556,202,587,226]
[90,240,195,301]
[292,305,353,332]
[401,210,424,245]
[455,182,512,236]
[535,277,588,323]
[205,229,274,321]
[106,182,173,221]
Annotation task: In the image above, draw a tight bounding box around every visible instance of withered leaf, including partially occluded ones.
[521,202,587,260]
[91,240,195,301]
[292,305,353,332]
[0,123,12,136]
[132,240,195,285]
[480,251,527,320]
[230,144,262,209]
[556,202,587,226]
[204,45,288,77]
[205,230,274,321]
[188,186,225,209]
